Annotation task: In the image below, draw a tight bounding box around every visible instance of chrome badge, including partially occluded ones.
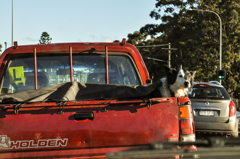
[204,102,209,106]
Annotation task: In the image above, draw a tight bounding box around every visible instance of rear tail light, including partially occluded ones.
[179,106,193,118]
[179,105,194,135]
[178,98,195,142]
[180,119,194,134]
[229,101,236,117]
[196,83,209,86]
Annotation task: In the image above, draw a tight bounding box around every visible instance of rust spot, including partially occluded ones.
[34,133,42,142]
[56,133,61,139]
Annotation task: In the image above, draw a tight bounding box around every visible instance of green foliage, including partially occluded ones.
[0,43,2,52]
[127,31,147,45]
[113,40,120,42]
[39,32,52,44]
[127,0,240,97]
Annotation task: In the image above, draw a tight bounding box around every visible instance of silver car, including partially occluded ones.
[189,81,238,137]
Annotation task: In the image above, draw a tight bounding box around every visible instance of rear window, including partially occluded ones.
[1,54,140,94]
[189,86,230,100]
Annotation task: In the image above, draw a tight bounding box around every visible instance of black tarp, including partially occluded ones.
[0,81,162,103]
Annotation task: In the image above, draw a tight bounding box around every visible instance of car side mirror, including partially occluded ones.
[146,79,152,84]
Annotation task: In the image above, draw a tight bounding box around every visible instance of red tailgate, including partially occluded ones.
[90,98,179,147]
[0,97,178,158]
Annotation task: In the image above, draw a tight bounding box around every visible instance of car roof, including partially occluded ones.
[193,81,223,88]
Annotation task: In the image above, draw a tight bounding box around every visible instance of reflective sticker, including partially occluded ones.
[0,135,68,150]
[9,66,25,84]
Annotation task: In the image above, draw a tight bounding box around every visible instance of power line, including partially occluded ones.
[161,43,178,68]
[143,57,168,63]
[135,44,169,48]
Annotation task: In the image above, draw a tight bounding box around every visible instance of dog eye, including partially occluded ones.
[179,75,183,78]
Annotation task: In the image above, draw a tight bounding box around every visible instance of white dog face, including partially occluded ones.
[165,66,196,89]
[175,69,192,88]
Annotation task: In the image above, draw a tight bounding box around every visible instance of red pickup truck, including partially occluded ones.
[0,39,195,158]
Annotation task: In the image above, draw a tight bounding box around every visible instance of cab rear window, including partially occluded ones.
[1,54,140,94]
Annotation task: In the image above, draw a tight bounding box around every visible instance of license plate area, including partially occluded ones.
[199,110,214,116]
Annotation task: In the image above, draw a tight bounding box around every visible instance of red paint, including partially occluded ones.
[0,40,195,158]
[196,83,210,86]
[105,46,109,84]
[14,41,18,48]
[69,46,73,82]
[0,98,169,109]
[121,38,126,45]
[0,42,150,85]
[0,98,179,157]
[34,48,37,90]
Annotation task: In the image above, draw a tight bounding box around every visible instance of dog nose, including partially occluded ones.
[184,81,189,87]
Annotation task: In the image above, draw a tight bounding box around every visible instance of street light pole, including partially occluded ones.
[12,0,14,46]
[188,8,222,84]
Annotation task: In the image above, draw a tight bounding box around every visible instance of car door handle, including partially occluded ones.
[74,112,94,121]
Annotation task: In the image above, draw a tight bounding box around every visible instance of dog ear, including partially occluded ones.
[164,65,176,74]
[164,65,170,73]
[190,71,196,77]
[164,66,178,85]
[190,71,196,87]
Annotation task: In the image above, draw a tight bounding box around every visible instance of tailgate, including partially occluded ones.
[191,99,230,123]
[0,97,179,158]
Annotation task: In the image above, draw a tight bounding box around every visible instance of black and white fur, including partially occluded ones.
[159,66,196,97]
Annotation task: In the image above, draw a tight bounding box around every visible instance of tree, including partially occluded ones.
[129,0,240,96]
[39,32,52,44]
[0,43,2,52]
[127,31,147,45]
[126,31,169,81]
[113,40,120,42]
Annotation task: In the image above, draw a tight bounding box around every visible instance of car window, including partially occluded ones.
[1,54,140,94]
[189,86,230,100]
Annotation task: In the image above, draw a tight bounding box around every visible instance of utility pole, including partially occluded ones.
[162,43,178,68]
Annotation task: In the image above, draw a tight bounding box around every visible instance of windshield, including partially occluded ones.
[189,86,230,100]
[1,54,140,94]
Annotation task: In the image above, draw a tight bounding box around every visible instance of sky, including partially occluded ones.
[0,0,160,53]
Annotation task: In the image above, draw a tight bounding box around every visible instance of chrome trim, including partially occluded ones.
[193,107,221,111]
[179,134,195,142]
[204,102,209,106]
